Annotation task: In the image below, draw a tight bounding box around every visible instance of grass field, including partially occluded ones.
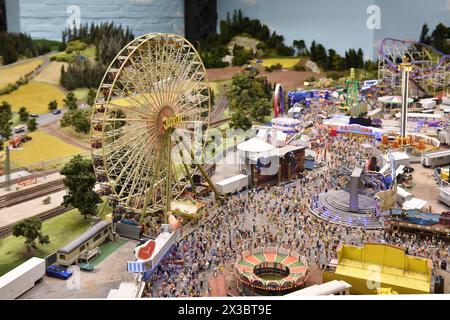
[0,81,66,114]
[0,57,46,88]
[51,45,96,62]
[0,208,90,276]
[255,57,301,69]
[209,80,231,95]
[0,198,112,276]
[33,61,67,85]
[9,130,82,167]
[73,87,89,102]
[59,126,91,144]
[32,39,62,52]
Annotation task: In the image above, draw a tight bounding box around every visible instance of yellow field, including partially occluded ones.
[0,81,66,114]
[0,57,46,87]
[9,130,82,167]
[256,57,301,69]
[33,61,67,85]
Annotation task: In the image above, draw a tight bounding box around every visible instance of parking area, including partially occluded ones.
[19,239,137,299]
[409,163,447,212]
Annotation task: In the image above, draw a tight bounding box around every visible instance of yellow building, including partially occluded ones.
[323,243,432,295]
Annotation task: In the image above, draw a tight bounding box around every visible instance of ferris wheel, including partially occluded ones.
[90,33,216,223]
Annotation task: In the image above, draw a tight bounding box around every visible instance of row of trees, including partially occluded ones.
[419,23,450,54]
[60,60,106,91]
[220,10,294,56]
[0,32,51,65]
[60,22,135,90]
[198,10,295,68]
[293,39,368,72]
[227,70,273,130]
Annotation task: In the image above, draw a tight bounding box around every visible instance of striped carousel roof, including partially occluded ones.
[235,248,309,289]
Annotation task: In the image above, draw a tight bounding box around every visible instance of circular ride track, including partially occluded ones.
[235,247,309,295]
[90,33,211,225]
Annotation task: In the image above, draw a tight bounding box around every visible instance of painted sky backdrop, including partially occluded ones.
[217,0,450,59]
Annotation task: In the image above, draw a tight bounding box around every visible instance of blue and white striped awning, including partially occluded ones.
[127,261,151,273]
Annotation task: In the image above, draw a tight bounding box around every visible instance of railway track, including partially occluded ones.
[0,179,65,208]
[210,117,231,128]
[0,169,60,189]
[0,206,68,239]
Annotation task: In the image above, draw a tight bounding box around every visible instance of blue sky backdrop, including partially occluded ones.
[218,0,450,59]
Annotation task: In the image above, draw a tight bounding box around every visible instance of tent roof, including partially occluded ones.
[237,137,275,153]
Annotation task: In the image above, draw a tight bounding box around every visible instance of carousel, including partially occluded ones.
[234,247,309,296]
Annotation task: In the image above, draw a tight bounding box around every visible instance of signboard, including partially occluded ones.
[135,239,156,261]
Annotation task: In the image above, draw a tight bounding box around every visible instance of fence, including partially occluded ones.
[10,152,91,172]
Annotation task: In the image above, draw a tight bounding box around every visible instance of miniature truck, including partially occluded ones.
[214,174,248,195]
[0,257,46,299]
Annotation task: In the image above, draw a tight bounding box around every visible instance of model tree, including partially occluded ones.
[87,88,96,107]
[0,101,13,140]
[13,217,50,253]
[18,106,29,122]
[227,71,272,127]
[71,110,91,133]
[27,117,38,132]
[48,100,58,113]
[63,91,78,111]
[61,155,101,219]
[65,40,86,56]
[230,111,252,131]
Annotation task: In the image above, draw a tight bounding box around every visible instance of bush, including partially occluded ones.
[293,62,306,71]
[232,46,254,66]
[265,63,283,72]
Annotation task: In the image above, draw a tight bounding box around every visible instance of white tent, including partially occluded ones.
[237,137,275,153]
[257,129,287,146]
[378,95,413,104]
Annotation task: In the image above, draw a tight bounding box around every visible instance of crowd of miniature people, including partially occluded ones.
[142,100,449,298]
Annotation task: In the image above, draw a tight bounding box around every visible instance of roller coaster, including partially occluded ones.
[378,38,450,96]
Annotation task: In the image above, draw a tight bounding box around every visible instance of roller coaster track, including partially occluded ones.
[378,38,450,95]
[0,206,68,239]
[0,179,66,209]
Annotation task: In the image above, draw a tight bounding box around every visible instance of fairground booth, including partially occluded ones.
[323,243,432,295]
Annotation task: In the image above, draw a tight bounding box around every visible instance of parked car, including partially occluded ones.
[13,124,26,134]
[52,109,61,115]
[46,264,73,280]
[30,114,39,118]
